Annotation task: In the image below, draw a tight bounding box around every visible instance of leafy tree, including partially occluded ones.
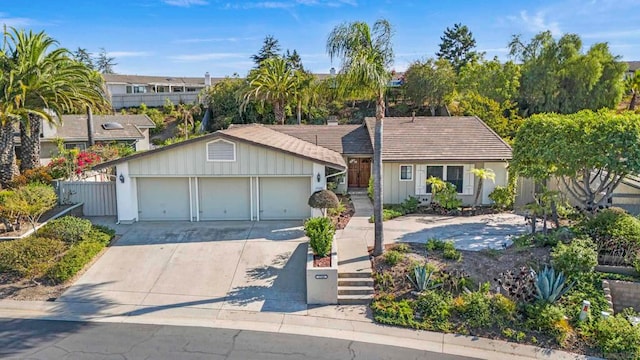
[95,47,116,74]
[242,56,298,124]
[177,103,202,139]
[201,77,246,130]
[73,47,93,69]
[327,19,394,256]
[457,58,520,104]
[470,168,495,206]
[511,110,640,212]
[456,92,521,140]
[3,183,57,231]
[436,23,481,74]
[403,58,456,115]
[509,31,625,116]
[251,35,281,67]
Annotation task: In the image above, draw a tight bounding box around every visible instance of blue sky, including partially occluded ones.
[2,0,639,77]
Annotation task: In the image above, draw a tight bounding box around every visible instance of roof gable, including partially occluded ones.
[266,125,372,155]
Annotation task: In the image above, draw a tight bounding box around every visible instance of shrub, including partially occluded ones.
[327,199,347,217]
[8,167,53,188]
[430,180,462,210]
[524,302,573,344]
[443,241,462,261]
[551,238,598,277]
[0,237,66,279]
[308,190,340,215]
[384,250,404,266]
[594,314,640,359]
[391,243,410,253]
[426,238,446,251]
[491,294,517,325]
[91,224,116,241]
[453,291,492,328]
[304,217,335,257]
[367,177,374,201]
[368,208,404,223]
[2,183,57,231]
[47,240,105,283]
[39,216,93,244]
[489,186,514,210]
[581,208,640,263]
[371,294,416,328]
[400,196,420,214]
[414,290,453,331]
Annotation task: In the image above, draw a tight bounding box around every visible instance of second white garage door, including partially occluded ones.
[260,177,311,220]
[199,178,251,220]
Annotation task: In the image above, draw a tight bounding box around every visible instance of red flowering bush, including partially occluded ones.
[75,152,101,174]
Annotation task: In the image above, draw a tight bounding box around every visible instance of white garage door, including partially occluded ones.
[260,177,311,220]
[137,178,190,221]
[199,178,250,220]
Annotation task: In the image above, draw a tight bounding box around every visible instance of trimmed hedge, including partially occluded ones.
[0,237,66,279]
[46,240,105,283]
[39,216,93,244]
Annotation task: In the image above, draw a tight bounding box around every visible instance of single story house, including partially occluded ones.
[95,116,512,223]
[39,114,156,162]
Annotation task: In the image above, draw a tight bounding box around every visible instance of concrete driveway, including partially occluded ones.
[384,213,530,251]
[57,221,308,315]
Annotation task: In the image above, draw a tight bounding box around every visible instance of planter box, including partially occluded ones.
[596,265,639,277]
[306,237,338,305]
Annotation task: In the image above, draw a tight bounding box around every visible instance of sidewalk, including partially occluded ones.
[337,193,374,275]
[0,299,594,360]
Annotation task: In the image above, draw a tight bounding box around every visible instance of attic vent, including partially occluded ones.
[101,122,124,130]
[206,139,236,162]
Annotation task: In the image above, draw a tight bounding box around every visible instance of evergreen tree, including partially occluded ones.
[73,47,94,69]
[251,35,281,67]
[436,23,481,74]
[95,48,117,74]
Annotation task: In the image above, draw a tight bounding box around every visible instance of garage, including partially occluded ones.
[137,178,190,221]
[260,177,311,220]
[198,177,251,220]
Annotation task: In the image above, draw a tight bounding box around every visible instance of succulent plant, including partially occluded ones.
[534,266,574,304]
[407,264,440,292]
[495,266,536,302]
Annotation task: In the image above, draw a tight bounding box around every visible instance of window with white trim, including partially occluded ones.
[206,139,236,162]
[399,165,413,181]
[446,166,464,193]
[419,164,471,195]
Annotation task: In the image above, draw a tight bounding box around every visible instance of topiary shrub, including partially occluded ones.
[308,190,340,216]
[551,238,598,277]
[46,240,105,283]
[39,216,93,244]
[0,236,66,279]
[304,216,335,257]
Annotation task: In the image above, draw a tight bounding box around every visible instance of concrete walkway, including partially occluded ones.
[337,193,374,276]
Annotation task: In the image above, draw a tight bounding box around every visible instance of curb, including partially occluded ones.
[0,300,601,360]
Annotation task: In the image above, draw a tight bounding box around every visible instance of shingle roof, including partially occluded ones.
[266,125,372,155]
[627,61,640,72]
[364,116,512,161]
[45,114,156,142]
[102,74,224,86]
[94,124,347,170]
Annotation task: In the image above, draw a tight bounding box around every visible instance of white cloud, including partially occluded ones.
[107,51,152,58]
[175,36,259,43]
[224,0,356,9]
[582,29,640,40]
[0,12,33,27]
[509,10,561,36]
[169,52,248,62]
[163,0,208,7]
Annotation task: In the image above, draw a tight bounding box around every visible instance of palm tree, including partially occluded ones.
[177,103,201,140]
[242,57,297,125]
[0,47,21,187]
[293,70,313,124]
[470,168,495,207]
[627,70,640,111]
[5,28,109,172]
[327,19,394,256]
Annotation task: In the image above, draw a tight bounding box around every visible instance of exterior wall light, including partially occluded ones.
[317,173,321,183]
[119,174,125,183]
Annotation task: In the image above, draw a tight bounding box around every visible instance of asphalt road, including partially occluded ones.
[0,318,480,360]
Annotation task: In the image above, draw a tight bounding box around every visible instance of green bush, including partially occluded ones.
[488,186,514,209]
[453,291,492,328]
[371,294,416,328]
[524,302,572,345]
[46,240,105,283]
[90,225,116,241]
[39,216,93,244]
[414,290,453,331]
[426,238,446,251]
[0,237,66,279]
[304,217,335,257]
[491,294,517,325]
[433,182,462,210]
[581,208,640,262]
[594,314,640,359]
[368,208,404,223]
[391,243,410,253]
[401,196,420,214]
[443,241,462,261]
[367,177,374,201]
[384,250,404,266]
[551,238,598,277]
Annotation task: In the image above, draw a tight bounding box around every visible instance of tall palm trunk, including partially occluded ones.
[0,120,18,188]
[630,90,637,111]
[19,113,42,171]
[273,101,285,125]
[297,99,302,125]
[372,94,385,256]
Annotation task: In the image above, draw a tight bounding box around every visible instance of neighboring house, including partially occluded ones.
[94,116,512,223]
[39,114,156,163]
[625,61,640,80]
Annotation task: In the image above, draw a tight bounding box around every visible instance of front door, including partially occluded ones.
[348,158,372,188]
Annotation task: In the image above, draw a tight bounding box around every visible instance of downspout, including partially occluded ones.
[87,107,95,147]
[325,167,347,188]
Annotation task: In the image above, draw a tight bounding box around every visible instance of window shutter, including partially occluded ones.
[415,165,427,195]
[207,140,235,161]
[463,164,474,195]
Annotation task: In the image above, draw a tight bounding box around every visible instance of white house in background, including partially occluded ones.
[93,116,512,223]
[103,73,224,109]
[625,61,640,80]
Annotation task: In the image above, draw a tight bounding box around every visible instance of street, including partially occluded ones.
[1,318,480,360]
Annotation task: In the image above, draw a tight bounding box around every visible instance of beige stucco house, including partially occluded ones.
[96,116,512,223]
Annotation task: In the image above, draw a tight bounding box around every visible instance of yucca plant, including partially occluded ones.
[533,266,574,304]
[407,264,441,292]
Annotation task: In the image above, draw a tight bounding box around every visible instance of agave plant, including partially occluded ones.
[534,266,574,304]
[407,264,441,292]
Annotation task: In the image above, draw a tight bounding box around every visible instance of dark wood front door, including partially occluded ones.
[348,158,372,188]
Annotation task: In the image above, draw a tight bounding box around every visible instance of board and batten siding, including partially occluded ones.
[128,139,314,177]
[383,162,485,205]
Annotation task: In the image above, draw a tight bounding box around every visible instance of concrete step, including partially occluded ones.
[338,286,374,295]
[338,278,374,287]
[338,272,372,279]
[337,294,374,305]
